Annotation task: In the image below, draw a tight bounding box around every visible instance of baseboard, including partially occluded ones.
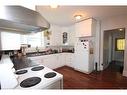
[54,65,74,70]
[74,68,91,74]
[54,65,93,75]
[123,70,127,77]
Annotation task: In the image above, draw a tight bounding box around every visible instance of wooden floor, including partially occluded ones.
[54,64,127,89]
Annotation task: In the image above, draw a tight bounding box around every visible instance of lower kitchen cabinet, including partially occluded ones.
[45,54,64,69]
[42,55,54,69]
[29,56,43,64]
[29,54,57,69]
[29,53,74,69]
[61,53,74,68]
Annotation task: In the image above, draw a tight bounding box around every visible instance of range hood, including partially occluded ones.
[0,6,50,33]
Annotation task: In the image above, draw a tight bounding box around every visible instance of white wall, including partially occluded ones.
[100,15,127,77]
[103,31,111,69]
[68,25,76,45]
[49,24,62,46]
[94,20,101,70]
[48,24,75,46]
[61,25,75,45]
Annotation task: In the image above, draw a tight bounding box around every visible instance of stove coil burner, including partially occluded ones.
[31,66,44,71]
[44,72,57,78]
[20,77,41,88]
[15,70,28,75]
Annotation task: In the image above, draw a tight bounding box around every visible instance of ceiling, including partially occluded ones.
[36,6,127,26]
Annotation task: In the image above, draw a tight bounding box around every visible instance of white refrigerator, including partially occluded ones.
[74,37,94,74]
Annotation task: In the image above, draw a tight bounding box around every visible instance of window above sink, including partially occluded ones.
[20,32,45,48]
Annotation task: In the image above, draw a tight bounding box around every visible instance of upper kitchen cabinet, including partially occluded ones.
[0,32,20,50]
[75,18,96,37]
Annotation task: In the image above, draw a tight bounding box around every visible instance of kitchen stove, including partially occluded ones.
[15,64,63,89]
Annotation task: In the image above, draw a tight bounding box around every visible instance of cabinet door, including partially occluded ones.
[42,55,54,69]
[61,53,74,67]
[65,53,74,68]
[75,19,93,37]
[42,54,59,69]
[43,57,51,68]
[58,54,66,67]
[50,54,59,69]
[29,56,43,64]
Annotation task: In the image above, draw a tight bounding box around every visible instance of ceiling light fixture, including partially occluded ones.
[50,4,58,8]
[74,15,82,20]
[119,28,123,31]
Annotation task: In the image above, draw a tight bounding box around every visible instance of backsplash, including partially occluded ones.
[0,46,74,58]
[46,45,74,52]
[25,45,74,54]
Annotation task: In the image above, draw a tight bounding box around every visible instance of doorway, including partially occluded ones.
[103,28,125,73]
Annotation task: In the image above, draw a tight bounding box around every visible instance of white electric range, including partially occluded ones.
[14,65,63,89]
